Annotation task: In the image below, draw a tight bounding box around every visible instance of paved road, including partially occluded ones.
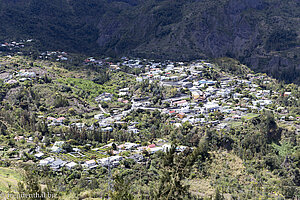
[98,104,109,114]
[162,95,190,102]
[160,75,193,87]
[132,106,164,112]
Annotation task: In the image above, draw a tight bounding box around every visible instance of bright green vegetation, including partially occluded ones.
[56,71,135,102]
[0,167,22,192]
[242,113,260,120]
[56,77,110,103]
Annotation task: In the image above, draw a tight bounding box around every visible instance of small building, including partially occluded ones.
[39,157,55,166]
[173,100,188,107]
[284,92,291,97]
[50,159,66,170]
[204,102,220,113]
[101,127,113,132]
[162,144,172,152]
[128,128,139,134]
[118,92,128,96]
[82,160,98,169]
[53,141,65,147]
[66,162,77,170]
[119,88,129,92]
[148,144,156,148]
[72,148,81,152]
[14,136,24,142]
[51,146,62,153]
[34,152,45,159]
[191,91,206,101]
[176,113,185,119]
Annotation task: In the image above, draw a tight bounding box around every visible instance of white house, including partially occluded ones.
[50,159,66,170]
[204,102,220,113]
[53,141,65,147]
[51,146,62,153]
[101,127,113,132]
[82,160,98,169]
[66,162,77,170]
[34,152,44,159]
[128,128,139,134]
[162,144,172,152]
[39,157,55,166]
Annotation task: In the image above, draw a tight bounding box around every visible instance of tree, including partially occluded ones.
[53,95,69,108]
[151,144,204,200]
[17,167,45,200]
[43,178,58,200]
[112,143,117,150]
[62,142,72,153]
[215,187,225,200]
[109,173,134,200]
[259,111,280,143]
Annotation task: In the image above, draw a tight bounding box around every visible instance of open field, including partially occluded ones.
[0,167,22,192]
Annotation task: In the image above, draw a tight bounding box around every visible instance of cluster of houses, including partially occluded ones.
[3,55,297,173]
[34,139,188,171]
[39,51,68,61]
[84,57,104,65]
[89,58,299,131]
[1,68,44,85]
[80,142,188,170]
[130,61,293,126]
[0,39,33,54]
[39,156,77,170]
[77,58,299,142]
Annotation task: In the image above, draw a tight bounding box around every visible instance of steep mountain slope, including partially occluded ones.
[0,0,101,53]
[97,0,300,83]
[0,0,299,83]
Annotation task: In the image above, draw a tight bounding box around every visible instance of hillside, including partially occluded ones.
[0,0,299,82]
[0,53,299,199]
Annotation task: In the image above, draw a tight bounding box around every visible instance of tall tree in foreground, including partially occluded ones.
[151,142,209,200]
[17,167,45,200]
[109,173,134,200]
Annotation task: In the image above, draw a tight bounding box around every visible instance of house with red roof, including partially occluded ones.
[148,144,156,148]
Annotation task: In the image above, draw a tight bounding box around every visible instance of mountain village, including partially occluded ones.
[0,52,298,174]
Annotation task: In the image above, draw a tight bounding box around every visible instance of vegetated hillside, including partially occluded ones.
[0,55,299,199]
[0,0,299,83]
[0,0,102,53]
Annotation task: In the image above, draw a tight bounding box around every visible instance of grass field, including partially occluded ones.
[242,113,260,120]
[0,167,22,192]
[228,121,243,128]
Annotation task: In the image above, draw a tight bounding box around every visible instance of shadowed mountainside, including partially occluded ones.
[0,0,299,83]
